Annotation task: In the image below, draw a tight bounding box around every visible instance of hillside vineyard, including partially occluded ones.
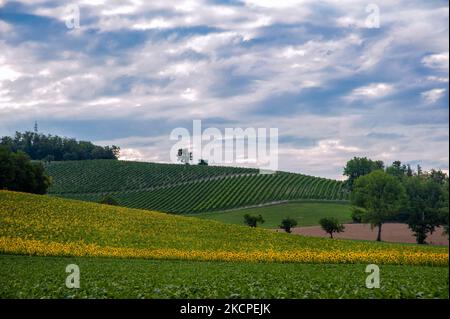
[45,160,349,213]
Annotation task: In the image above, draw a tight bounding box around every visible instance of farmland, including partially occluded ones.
[1,255,447,299]
[0,191,448,299]
[0,191,447,266]
[45,160,348,213]
[195,201,353,228]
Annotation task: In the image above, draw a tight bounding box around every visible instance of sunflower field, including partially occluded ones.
[0,191,447,266]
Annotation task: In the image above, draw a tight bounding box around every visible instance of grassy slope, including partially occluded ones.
[0,191,447,266]
[1,254,447,299]
[195,201,352,228]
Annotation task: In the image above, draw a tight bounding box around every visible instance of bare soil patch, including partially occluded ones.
[285,223,448,246]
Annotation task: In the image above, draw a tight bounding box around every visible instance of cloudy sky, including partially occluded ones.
[0,0,448,179]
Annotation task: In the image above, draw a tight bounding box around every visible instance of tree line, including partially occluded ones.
[345,157,448,244]
[0,131,120,162]
[1,131,121,194]
[243,156,448,245]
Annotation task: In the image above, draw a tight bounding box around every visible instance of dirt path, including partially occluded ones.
[285,223,448,246]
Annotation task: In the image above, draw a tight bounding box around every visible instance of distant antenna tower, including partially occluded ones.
[34,121,38,133]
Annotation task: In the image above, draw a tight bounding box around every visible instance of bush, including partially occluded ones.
[279,217,298,233]
[243,214,265,227]
[0,147,51,194]
[99,196,119,206]
[319,217,345,239]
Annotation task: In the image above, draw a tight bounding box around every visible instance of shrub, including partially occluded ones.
[243,214,265,227]
[279,218,298,233]
[319,217,345,239]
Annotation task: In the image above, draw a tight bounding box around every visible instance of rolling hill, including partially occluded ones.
[44,160,349,213]
[0,190,447,266]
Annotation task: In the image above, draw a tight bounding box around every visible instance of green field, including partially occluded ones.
[44,160,348,213]
[196,201,352,228]
[1,255,447,299]
[1,191,448,299]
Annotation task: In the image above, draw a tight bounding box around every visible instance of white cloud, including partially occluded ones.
[118,148,146,161]
[101,5,139,16]
[243,0,310,9]
[427,76,449,83]
[422,52,449,70]
[349,83,394,99]
[132,18,173,30]
[181,88,198,101]
[421,88,446,103]
[0,60,21,82]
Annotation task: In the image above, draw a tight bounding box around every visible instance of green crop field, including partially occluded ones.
[195,201,353,228]
[44,160,348,213]
[45,160,258,194]
[1,255,447,299]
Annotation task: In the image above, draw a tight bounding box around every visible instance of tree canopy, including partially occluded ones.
[351,170,406,241]
[319,217,345,238]
[348,159,449,244]
[243,214,265,227]
[0,131,120,161]
[279,217,298,233]
[404,172,448,244]
[0,147,51,194]
[343,157,384,190]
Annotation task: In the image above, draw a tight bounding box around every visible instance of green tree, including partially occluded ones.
[351,170,406,241]
[319,217,345,238]
[279,217,298,233]
[343,157,384,190]
[0,147,51,194]
[243,214,265,227]
[386,160,408,180]
[404,175,445,244]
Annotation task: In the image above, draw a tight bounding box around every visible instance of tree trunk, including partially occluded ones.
[330,232,333,239]
[376,223,382,241]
